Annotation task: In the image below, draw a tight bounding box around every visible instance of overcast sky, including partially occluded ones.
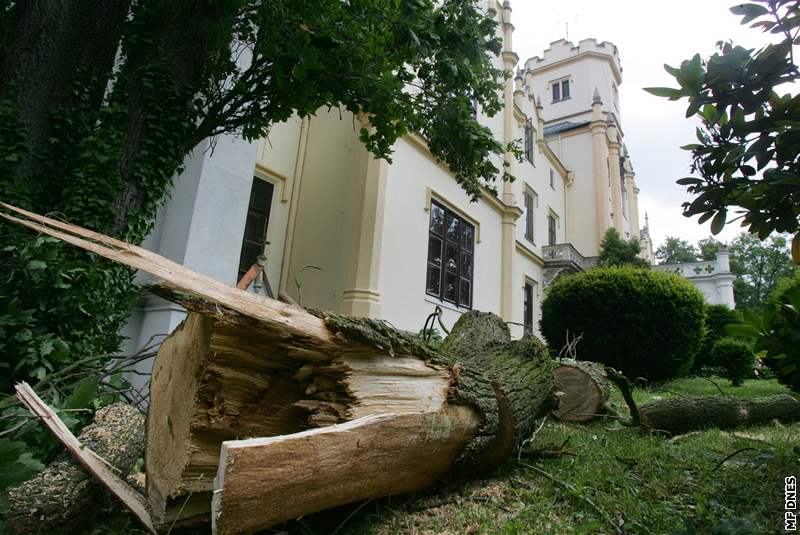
[509,0,769,249]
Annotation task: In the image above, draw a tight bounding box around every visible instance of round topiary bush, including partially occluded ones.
[694,304,741,372]
[711,337,754,386]
[540,266,705,381]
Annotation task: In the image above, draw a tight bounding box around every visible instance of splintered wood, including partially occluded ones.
[0,202,556,534]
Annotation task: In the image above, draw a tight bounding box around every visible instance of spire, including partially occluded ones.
[592,87,602,105]
[645,212,649,229]
[536,95,543,110]
[515,67,524,81]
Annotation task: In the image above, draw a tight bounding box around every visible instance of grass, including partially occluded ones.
[327,377,798,535]
[89,377,798,535]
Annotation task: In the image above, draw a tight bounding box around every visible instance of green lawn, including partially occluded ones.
[328,377,798,535]
[89,377,798,535]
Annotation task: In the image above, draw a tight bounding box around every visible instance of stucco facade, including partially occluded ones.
[121,2,651,384]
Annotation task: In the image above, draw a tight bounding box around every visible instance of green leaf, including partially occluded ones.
[725,323,758,337]
[26,260,46,270]
[643,87,684,99]
[66,376,100,410]
[710,209,727,234]
[730,3,769,24]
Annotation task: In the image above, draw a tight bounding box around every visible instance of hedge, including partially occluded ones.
[540,266,705,381]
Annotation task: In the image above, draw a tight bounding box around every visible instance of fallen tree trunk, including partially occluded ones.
[639,394,800,435]
[552,359,611,422]
[0,203,556,532]
[4,400,147,534]
[605,367,800,435]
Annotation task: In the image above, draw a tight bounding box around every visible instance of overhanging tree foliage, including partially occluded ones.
[0,0,515,394]
[645,0,800,262]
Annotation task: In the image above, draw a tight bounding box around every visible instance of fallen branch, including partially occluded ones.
[6,383,154,534]
[604,367,800,435]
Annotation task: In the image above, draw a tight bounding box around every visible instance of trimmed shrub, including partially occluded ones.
[711,337,754,386]
[540,266,705,381]
[694,304,741,372]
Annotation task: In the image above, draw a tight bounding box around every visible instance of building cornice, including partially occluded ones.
[527,50,622,85]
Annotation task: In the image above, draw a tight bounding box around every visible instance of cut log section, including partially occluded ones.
[0,203,557,532]
[552,359,611,422]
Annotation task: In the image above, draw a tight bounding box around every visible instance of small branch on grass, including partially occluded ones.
[701,376,726,396]
[604,367,640,427]
[710,447,757,472]
[519,461,622,535]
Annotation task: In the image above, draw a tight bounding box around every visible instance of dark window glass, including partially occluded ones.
[524,119,534,163]
[446,215,460,243]
[426,266,441,295]
[561,79,570,99]
[523,282,534,333]
[430,203,445,236]
[425,201,475,308]
[548,215,557,246]
[462,225,475,252]
[524,190,534,243]
[238,177,274,281]
[550,169,555,189]
[552,82,560,102]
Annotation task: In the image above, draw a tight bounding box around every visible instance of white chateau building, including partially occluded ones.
[122,2,660,362]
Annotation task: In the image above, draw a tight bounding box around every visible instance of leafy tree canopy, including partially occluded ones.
[698,236,727,260]
[597,228,649,268]
[645,0,800,262]
[729,232,797,310]
[655,236,699,264]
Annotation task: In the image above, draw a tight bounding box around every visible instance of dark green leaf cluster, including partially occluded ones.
[597,228,649,268]
[693,303,742,372]
[728,271,800,390]
[710,337,755,386]
[645,0,800,247]
[540,266,706,381]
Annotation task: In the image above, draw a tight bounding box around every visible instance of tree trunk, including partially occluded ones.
[552,359,611,422]
[4,403,145,534]
[639,394,800,436]
[0,204,557,533]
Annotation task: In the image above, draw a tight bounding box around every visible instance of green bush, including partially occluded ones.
[729,272,800,391]
[694,304,740,372]
[710,337,754,386]
[540,266,705,381]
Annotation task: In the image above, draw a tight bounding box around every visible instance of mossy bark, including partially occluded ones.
[4,403,145,534]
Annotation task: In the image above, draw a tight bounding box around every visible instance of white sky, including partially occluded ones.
[509,0,769,249]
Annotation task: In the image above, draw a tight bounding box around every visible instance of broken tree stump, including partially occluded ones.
[0,202,557,533]
[552,359,611,422]
[4,399,147,534]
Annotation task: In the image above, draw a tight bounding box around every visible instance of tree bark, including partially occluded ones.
[552,359,611,422]
[639,394,800,436]
[4,402,145,534]
[0,0,130,192]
